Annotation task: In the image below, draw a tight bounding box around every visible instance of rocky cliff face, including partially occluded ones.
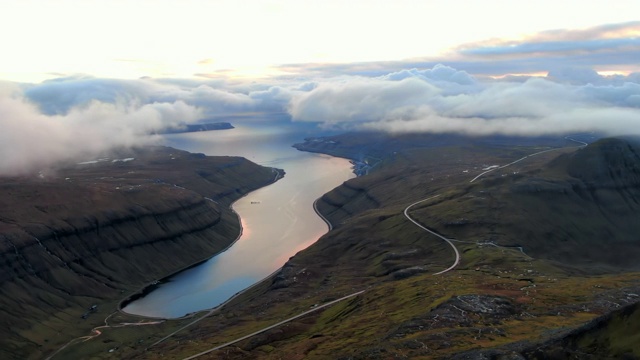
[0,146,279,359]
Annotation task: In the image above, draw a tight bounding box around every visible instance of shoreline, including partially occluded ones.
[117,168,284,319]
[119,148,354,320]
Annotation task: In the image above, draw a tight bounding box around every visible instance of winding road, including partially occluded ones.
[181,138,591,357]
[45,313,163,360]
[49,137,591,359]
[470,136,588,183]
[405,136,589,274]
[313,196,333,231]
[403,195,461,275]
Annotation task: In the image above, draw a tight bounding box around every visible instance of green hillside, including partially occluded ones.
[31,135,640,359]
[0,146,279,359]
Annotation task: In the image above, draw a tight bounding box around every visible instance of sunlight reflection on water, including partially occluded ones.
[122,124,354,318]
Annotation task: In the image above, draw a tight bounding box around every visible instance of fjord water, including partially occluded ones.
[122,123,354,318]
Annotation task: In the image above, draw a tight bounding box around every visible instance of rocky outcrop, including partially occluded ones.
[450,298,640,360]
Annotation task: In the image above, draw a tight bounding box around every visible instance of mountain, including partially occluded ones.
[419,137,640,271]
[566,137,640,188]
[139,135,638,359]
[17,133,640,359]
[0,146,279,359]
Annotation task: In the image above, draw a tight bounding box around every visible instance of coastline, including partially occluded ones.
[118,167,284,319]
[120,149,353,320]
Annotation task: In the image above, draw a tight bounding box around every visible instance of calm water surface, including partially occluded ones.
[122,124,354,318]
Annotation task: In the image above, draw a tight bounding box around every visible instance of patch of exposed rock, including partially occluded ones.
[388,295,519,340]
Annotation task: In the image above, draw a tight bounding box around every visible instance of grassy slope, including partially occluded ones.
[65,135,640,359]
[419,137,640,272]
[0,146,279,359]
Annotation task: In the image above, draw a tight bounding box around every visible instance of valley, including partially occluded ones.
[3,132,640,359]
[0,146,279,359]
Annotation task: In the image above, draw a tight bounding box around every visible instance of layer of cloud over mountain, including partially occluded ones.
[3,59,640,175]
[0,93,201,176]
[288,66,640,136]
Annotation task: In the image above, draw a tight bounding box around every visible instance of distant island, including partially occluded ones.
[155,122,234,134]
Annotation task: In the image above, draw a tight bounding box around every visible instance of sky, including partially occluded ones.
[2,0,639,81]
[1,0,640,175]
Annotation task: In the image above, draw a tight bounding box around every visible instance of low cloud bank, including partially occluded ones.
[289,65,640,136]
[0,77,296,176]
[0,95,201,176]
[2,62,640,176]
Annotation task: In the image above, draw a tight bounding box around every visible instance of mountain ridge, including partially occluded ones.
[0,146,280,359]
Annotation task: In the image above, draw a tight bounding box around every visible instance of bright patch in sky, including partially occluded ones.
[1,1,640,176]
[1,0,639,81]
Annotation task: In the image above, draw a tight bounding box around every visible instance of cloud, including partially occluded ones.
[275,22,640,78]
[248,86,294,112]
[459,21,640,54]
[0,89,201,176]
[0,76,302,175]
[289,77,440,124]
[6,38,640,177]
[579,82,640,107]
[23,77,298,118]
[24,77,158,115]
[380,64,476,85]
[459,38,640,58]
[450,22,640,77]
[288,64,640,137]
[363,106,640,136]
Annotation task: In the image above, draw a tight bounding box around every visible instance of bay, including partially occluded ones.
[122,123,354,318]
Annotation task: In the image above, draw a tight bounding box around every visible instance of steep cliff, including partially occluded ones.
[0,146,280,359]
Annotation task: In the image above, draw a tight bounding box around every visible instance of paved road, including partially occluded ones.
[403,195,461,275]
[470,136,588,183]
[313,196,333,231]
[51,137,591,359]
[470,147,561,183]
[406,136,590,275]
[148,266,282,348]
[45,313,163,360]
[181,290,366,360]
[180,136,592,358]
